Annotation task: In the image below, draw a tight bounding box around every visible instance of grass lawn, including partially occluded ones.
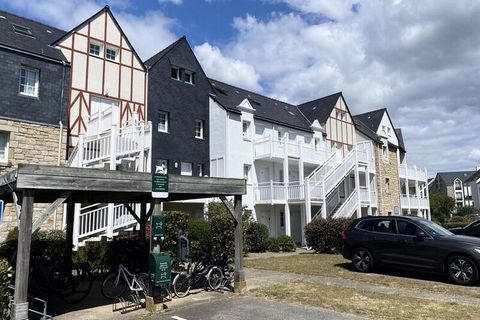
[251,280,480,320]
[244,253,480,299]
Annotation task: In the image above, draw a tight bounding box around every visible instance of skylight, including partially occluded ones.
[0,16,6,19]
[12,24,33,37]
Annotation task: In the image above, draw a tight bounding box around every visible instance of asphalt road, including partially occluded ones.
[151,296,365,320]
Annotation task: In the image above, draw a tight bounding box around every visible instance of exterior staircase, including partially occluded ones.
[67,112,152,248]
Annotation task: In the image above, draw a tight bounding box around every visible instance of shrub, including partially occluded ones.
[305,218,352,253]
[0,258,13,318]
[187,219,213,261]
[442,215,477,229]
[456,206,480,217]
[266,237,280,252]
[246,222,269,253]
[163,211,190,256]
[430,193,455,224]
[277,235,296,252]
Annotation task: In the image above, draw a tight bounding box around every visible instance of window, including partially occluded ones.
[184,70,194,84]
[243,164,251,182]
[171,67,179,80]
[454,179,462,190]
[195,120,204,139]
[89,42,101,56]
[372,219,396,234]
[19,67,39,97]
[0,132,9,162]
[382,143,388,161]
[181,162,192,176]
[277,130,283,141]
[158,111,169,133]
[242,121,251,140]
[197,164,203,177]
[280,211,284,228]
[397,220,421,236]
[385,178,390,194]
[314,138,321,150]
[12,24,33,37]
[106,47,117,61]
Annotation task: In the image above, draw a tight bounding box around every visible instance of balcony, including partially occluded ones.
[401,195,430,210]
[399,164,428,182]
[254,136,328,164]
[254,181,305,204]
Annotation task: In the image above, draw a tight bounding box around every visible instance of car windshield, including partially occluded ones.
[415,219,453,236]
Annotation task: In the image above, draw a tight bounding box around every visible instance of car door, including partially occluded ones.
[396,219,438,270]
[366,218,403,265]
[464,221,480,238]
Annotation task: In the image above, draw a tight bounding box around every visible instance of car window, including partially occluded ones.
[356,220,375,231]
[469,221,480,230]
[372,220,396,234]
[415,219,453,236]
[397,220,421,236]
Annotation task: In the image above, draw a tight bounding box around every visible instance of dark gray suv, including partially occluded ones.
[342,216,480,285]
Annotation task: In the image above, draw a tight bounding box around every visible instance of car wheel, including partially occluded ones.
[448,256,479,286]
[352,248,374,273]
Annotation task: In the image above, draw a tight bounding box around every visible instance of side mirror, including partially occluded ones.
[415,231,426,241]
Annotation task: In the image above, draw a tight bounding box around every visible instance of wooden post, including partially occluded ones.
[233,195,246,293]
[12,189,34,320]
[65,202,75,264]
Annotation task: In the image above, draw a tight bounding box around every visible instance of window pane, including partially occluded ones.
[19,68,38,96]
[106,48,116,60]
[171,68,178,79]
[158,112,168,132]
[181,162,192,176]
[0,133,7,161]
[397,221,421,236]
[372,220,396,234]
[89,43,100,56]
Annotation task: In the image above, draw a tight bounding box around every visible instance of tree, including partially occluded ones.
[429,193,455,224]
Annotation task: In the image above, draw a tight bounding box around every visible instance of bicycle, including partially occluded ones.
[172,258,215,298]
[101,263,148,299]
[206,253,235,291]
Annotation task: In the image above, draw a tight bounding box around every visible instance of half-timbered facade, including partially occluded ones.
[52,6,147,150]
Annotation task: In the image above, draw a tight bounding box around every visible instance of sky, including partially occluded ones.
[1,0,479,176]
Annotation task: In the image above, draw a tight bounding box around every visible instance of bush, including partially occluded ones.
[187,219,213,261]
[430,193,455,224]
[0,258,13,318]
[246,222,269,253]
[163,211,190,257]
[442,215,477,229]
[456,206,480,217]
[277,235,296,252]
[266,237,280,252]
[305,218,352,253]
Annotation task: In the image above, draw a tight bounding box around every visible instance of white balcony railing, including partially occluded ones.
[399,164,428,182]
[253,136,327,164]
[254,181,305,203]
[359,187,370,203]
[401,195,430,210]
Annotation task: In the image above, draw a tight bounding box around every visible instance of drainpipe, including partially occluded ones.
[55,60,67,230]
[57,121,63,166]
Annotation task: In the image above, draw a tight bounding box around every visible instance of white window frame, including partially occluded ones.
[184,70,194,84]
[181,162,193,176]
[0,132,9,163]
[243,164,251,183]
[19,66,39,97]
[89,41,102,57]
[382,142,389,163]
[195,120,204,139]
[242,120,251,140]
[171,67,180,80]
[105,47,118,61]
[158,111,169,133]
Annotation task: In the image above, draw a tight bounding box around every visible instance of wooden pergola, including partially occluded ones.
[0,164,246,320]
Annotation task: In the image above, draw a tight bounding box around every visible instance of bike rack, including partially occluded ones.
[112,291,146,314]
[8,285,53,320]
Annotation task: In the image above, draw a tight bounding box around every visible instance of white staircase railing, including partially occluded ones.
[332,189,359,218]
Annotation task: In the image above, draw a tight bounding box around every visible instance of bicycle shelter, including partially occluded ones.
[0,164,246,320]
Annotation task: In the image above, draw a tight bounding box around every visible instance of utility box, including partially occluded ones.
[149,252,171,286]
[151,214,166,240]
[177,235,190,262]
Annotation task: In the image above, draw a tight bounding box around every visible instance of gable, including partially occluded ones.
[377,112,399,146]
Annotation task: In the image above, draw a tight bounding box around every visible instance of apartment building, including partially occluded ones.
[464,170,480,208]
[354,109,430,218]
[0,10,70,240]
[430,170,478,207]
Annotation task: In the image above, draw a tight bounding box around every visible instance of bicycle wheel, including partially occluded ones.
[137,273,149,293]
[101,273,127,299]
[60,264,93,304]
[207,266,223,291]
[172,273,191,298]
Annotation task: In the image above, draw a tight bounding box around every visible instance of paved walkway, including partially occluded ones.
[245,267,480,307]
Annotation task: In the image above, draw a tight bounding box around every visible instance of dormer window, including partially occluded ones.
[106,47,118,61]
[89,42,102,57]
[184,70,194,84]
[171,67,180,80]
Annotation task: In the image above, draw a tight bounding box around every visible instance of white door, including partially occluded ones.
[88,97,119,135]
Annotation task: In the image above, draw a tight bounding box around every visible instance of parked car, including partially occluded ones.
[449,219,480,237]
[342,216,480,285]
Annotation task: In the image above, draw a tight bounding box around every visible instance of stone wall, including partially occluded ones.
[0,118,67,241]
[374,144,401,215]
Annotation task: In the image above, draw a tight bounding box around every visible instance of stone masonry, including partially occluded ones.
[374,144,401,215]
[0,118,67,241]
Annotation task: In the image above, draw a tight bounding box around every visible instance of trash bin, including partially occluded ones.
[149,252,171,286]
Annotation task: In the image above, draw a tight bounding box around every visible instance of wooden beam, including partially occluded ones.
[123,203,142,224]
[12,189,34,320]
[233,195,246,293]
[219,195,237,226]
[32,191,71,232]
[65,202,75,264]
[145,203,155,221]
[12,192,21,225]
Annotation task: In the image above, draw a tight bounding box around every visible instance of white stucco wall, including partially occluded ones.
[377,112,399,146]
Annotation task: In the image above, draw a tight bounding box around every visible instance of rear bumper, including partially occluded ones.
[341,243,352,260]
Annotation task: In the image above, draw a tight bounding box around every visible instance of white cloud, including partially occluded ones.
[158,0,183,5]
[0,0,178,60]
[469,149,480,163]
[278,0,358,20]
[194,43,262,92]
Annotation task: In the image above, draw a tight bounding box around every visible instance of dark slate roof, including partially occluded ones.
[0,10,67,62]
[144,36,185,68]
[297,92,342,124]
[395,128,405,151]
[353,117,380,142]
[437,171,477,184]
[209,79,313,132]
[465,170,480,183]
[353,108,385,133]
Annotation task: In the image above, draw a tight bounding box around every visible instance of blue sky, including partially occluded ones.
[0,0,479,175]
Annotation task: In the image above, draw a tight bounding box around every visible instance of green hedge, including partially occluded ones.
[246,222,269,253]
[0,258,13,318]
[442,215,477,229]
[305,218,352,253]
[265,235,296,252]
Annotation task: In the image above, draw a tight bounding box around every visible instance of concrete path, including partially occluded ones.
[246,267,480,307]
[148,296,366,320]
